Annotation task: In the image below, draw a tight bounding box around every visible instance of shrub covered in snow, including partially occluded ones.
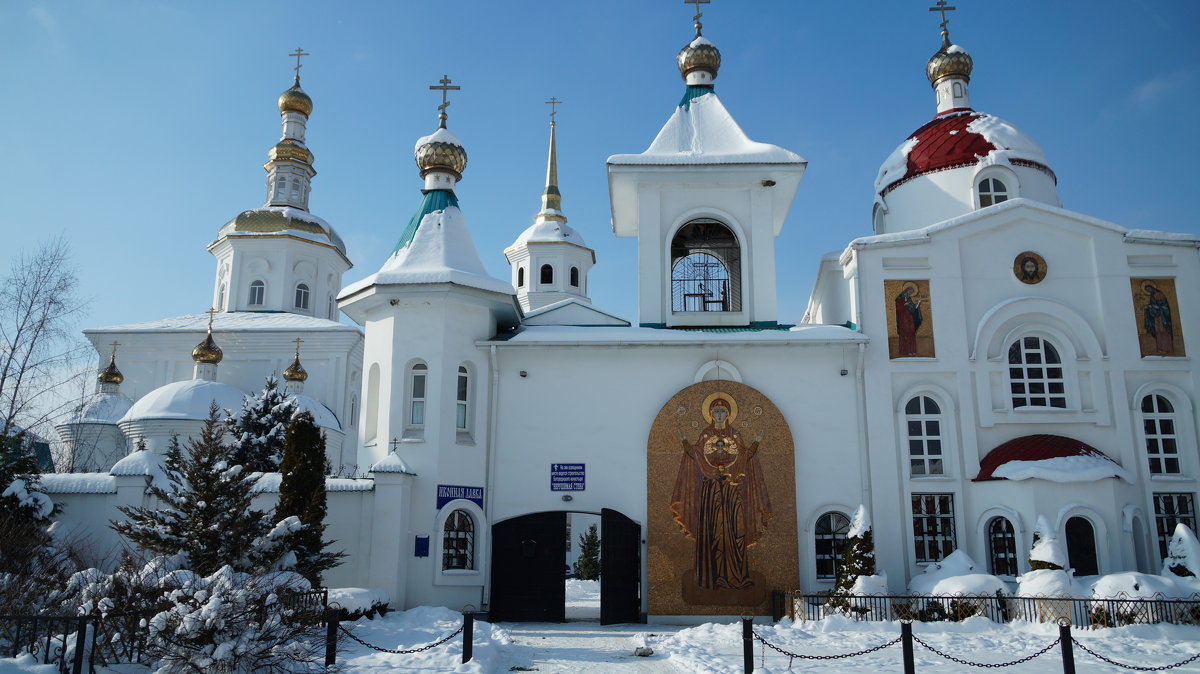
[1028,516,1068,572]
[905,550,1011,622]
[1162,523,1200,578]
[829,505,885,615]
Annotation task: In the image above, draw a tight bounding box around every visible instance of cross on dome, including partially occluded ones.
[685,0,710,37]
[292,336,304,355]
[545,97,562,124]
[205,306,217,331]
[108,341,122,358]
[430,75,461,128]
[928,1,956,44]
[289,47,309,80]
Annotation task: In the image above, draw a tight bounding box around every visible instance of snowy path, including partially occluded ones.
[494,621,690,673]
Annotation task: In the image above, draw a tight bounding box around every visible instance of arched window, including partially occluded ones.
[570,266,580,288]
[294,283,310,310]
[456,366,469,431]
[349,395,357,427]
[217,283,226,311]
[327,294,335,319]
[987,517,1018,576]
[248,280,265,306]
[814,512,850,580]
[671,219,741,312]
[517,267,525,288]
[289,176,301,200]
[905,396,944,476]
[1142,394,1180,475]
[978,177,1009,207]
[408,363,427,429]
[1065,516,1098,576]
[442,509,475,570]
[274,176,287,201]
[540,264,554,285]
[1008,336,1066,408]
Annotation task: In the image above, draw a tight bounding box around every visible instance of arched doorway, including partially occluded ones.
[1065,517,1098,576]
[490,509,641,624]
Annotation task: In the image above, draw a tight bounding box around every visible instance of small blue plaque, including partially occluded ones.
[551,463,585,491]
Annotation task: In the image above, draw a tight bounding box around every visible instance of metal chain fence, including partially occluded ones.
[1070,638,1200,672]
[338,622,463,655]
[912,633,1061,668]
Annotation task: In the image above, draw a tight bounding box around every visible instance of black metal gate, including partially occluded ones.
[600,508,641,624]
[490,512,567,622]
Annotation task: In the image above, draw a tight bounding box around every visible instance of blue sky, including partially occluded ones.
[2,1,1197,334]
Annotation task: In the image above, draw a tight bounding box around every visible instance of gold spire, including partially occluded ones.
[283,337,308,383]
[538,98,567,224]
[191,309,224,365]
[97,341,124,385]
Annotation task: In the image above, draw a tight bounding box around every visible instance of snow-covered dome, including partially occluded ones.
[120,379,246,423]
[415,127,467,180]
[678,35,720,82]
[288,394,341,431]
[217,207,346,255]
[71,391,134,425]
[512,219,587,248]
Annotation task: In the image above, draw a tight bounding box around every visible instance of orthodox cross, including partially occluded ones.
[430,75,460,126]
[289,48,309,78]
[545,97,562,123]
[205,307,217,331]
[389,437,401,453]
[685,0,709,35]
[928,0,956,32]
[291,337,304,359]
[108,341,121,358]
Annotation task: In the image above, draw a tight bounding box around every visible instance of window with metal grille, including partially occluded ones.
[1008,337,1066,408]
[978,177,1008,207]
[1143,395,1180,475]
[670,219,741,313]
[987,517,1018,576]
[294,283,310,310]
[814,511,850,580]
[409,363,427,428]
[1154,492,1196,559]
[248,280,265,306]
[905,396,944,476]
[443,509,474,570]
[912,493,955,563]
[456,366,469,431]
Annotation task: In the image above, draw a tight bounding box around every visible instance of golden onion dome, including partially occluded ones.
[677,36,721,81]
[278,79,313,116]
[217,208,347,256]
[283,353,308,382]
[97,355,124,385]
[268,139,314,164]
[192,331,223,365]
[414,128,468,180]
[926,39,973,86]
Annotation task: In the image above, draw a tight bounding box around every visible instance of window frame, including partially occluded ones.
[455,364,471,435]
[294,282,310,310]
[669,218,743,314]
[517,267,525,288]
[1142,394,1181,476]
[977,176,1009,208]
[407,362,428,432]
[569,266,580,288]
[814,511,851,581]
[539,264,554,285]
[986,517,1019,577]
[1007,336,1067,409]
[248,279,266,306]
[442,509,475,571]
[1153,492,1196,560]
[905,395,946,477]
[911,493,956,564]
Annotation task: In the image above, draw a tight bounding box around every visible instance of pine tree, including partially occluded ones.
[276,411,343,586]
[227,376,296,473]
[574,523,601,581]
[0,431,57,575]
[114,404,283,576]
[829,505,876,613]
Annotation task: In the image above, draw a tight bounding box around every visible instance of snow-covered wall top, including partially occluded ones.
[90,312,359,334]
[495,323,864,345]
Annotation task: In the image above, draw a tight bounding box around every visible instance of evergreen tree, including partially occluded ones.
[275,411,343,586]
[829,505,876,613]
[114,404,284,576]
[574,523,601,581]
[227,376,295,473]
[0,431,57,575]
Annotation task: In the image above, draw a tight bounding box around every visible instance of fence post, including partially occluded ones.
[462,606,475,664]
[1058,620,1075,674]
[741,617,753,673]
[72,617,87,674]
[900,620,915,674]
[324,608,339,666]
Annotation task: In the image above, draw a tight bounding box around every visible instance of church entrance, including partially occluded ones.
[489,509,641,624]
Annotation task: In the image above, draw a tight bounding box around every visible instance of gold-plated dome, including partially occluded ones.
[278,79,313,116]
[268,139,314,164]
[283,354,308,382]
[926,37,973,86]
[415,137,468,180]
[677,37,721,81]
[192,331,223,365]
[98,353,124,385]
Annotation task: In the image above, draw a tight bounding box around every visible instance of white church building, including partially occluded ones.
[44,12,1200,623]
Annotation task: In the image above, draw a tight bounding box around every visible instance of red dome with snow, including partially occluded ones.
[875,109,1055,196]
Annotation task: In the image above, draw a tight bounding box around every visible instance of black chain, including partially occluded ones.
[912,634,1060,668]
[1072,638,1200,671]
[751,630,901,660]
[338,623,464,654]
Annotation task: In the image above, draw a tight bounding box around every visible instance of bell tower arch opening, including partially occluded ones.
[670,218,741,314]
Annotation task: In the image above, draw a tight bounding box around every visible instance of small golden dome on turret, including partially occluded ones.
[278,79,313,116]
[268,138,314,164]
[283,354,308,383]
[926,36,973,86]
[98,354,124,385]
[415,128,468,181]
[677,36,721,81]
[192,331,223,365]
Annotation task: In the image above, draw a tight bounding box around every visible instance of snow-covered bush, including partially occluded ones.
[828,505,883,616]
[906,550,1010,621]
[1028,516,1068,571]
[327,588,390,621]
[1162,523,1200,578]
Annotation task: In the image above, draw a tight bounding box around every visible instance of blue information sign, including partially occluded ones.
[551,463,585,491]
[436,484,484,509]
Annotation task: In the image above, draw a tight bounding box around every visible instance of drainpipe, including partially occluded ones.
[483,344,499,610]
[856,344,872,512]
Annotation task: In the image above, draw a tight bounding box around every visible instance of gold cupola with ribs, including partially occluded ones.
[676,2,721,86]
[414,75,468,191]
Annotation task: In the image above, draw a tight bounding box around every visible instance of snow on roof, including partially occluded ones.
[340,206,514,297]
[494,323,863,345]
[251,473,374,492]
[38,472,117,494]
[414,127,463,152]
[511,219,588,248]
[90,311,359,334]
[119,379,246,423]
[289,393,341,431]
[520,298,630,327]
[65,392,133,425]
[607,92,805,166]
[975,434,1133,483]
[370,453,412,474]
[110,449,174,491]
[1125,229,1200,245]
